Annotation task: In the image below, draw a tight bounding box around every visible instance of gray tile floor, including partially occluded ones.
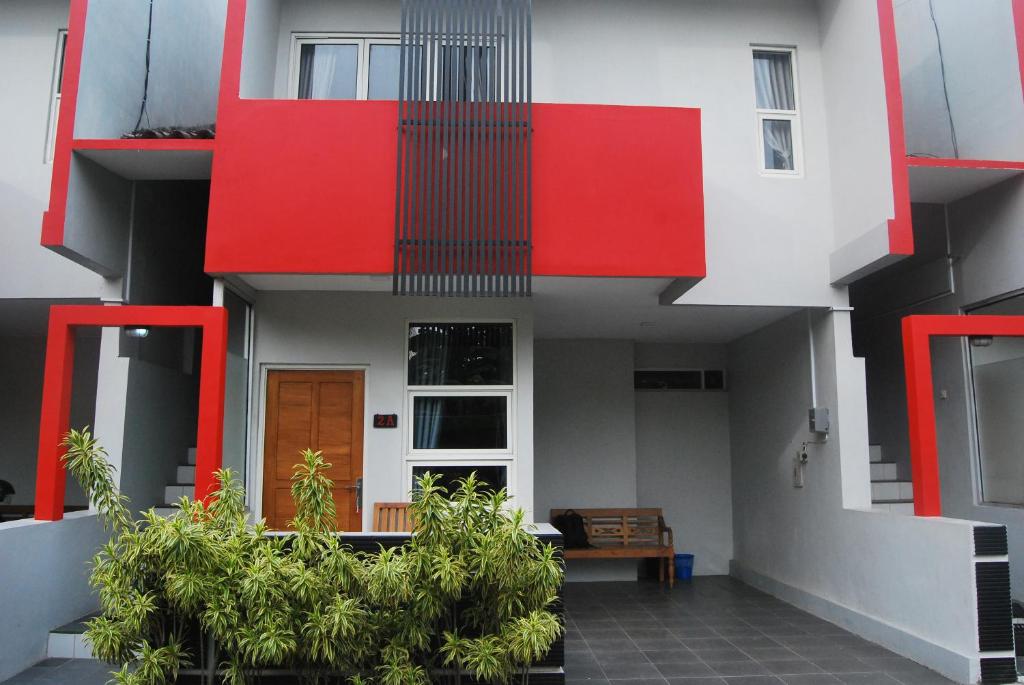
[0,577,966,685]
[2,658,112,684]
[563,578,960,684]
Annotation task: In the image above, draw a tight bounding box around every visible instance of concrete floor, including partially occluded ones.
[2,577,962,684]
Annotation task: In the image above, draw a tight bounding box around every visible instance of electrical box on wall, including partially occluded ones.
[809,407,830,434]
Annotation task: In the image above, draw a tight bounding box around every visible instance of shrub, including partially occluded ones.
[61,428,563,685]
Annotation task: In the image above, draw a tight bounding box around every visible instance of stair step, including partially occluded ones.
[47,615,96,659]
[869,445,883,463]
[187,447,197,465]
[164,485,192,504]
[873,502,915,515]
[871,481,913,501]
[176,465,195,484]
[870,462,898,481]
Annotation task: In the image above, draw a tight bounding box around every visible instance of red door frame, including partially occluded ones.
[35,305,228,521]
[902,314,1024,516]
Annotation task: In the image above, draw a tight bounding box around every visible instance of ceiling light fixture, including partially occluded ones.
[124,326,150,339]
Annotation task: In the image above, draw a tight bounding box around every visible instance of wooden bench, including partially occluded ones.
[373,502,414,532]
[550,508,676,587]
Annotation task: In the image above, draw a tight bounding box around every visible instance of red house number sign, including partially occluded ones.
[373,414,398,429]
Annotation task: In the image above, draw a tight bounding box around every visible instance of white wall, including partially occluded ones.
[0,0,105,299]
[729,310,983,683]
[895,0,1024,161]
[239,0,282,99]
[817,0,898,283]
[533,340,735,579]
[76,0,227,138]
[635,389,732,576]
[250,292,534,527]
[534,340,637,580]
[0,513,107,681]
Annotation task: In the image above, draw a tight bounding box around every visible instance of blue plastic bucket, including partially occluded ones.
[675,553,694,581]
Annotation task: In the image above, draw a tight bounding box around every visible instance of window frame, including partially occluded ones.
[288,33,400,101]
[404,459,514,501]
[403,319,517,465]
[751,45,803,177]
[407,389,514,457]
[45,29,67,164]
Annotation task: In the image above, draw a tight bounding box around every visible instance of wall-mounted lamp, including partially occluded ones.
[969,335,994,348]
[124,326,150,339]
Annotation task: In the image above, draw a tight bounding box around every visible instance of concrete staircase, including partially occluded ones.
[870,444,915,514]
[46,615,95,659]
[154,446,196,517]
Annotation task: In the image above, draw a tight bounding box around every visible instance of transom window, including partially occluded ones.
[290,35,400,100]
[752,47,802,175]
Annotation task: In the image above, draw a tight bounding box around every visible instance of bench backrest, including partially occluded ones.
[550,508,665,547]
[373,502,414,532]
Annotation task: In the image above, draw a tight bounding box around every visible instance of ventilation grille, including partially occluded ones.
[634,369,728,391]
[979,657,1017,684]
[976,562,1014,652]
[394,0,532,297]
[975,526,1008,557]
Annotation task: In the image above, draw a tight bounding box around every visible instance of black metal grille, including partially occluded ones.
[975,525,1009,557]
[394,0,532,297]
[980,657,1018,684]
[976,561,1014,652]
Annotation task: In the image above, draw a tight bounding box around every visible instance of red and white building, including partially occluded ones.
[3,0,1024,682]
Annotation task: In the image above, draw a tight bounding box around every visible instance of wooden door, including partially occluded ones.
[262,370,364,531]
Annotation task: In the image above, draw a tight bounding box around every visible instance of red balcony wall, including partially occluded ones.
[205,100,705,279]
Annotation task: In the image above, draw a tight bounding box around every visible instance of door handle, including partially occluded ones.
[344,478,363,513]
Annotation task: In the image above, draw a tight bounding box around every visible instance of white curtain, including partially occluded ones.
[753,51,795,110]
[762,119,794,170]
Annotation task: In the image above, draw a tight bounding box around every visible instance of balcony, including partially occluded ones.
[42,0,228,276]
[203,0,706,281]
[892,0,1024,203]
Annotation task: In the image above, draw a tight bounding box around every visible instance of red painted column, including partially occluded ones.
[194,308,228,503]
[35,313,76,521]
[901,317,942,517]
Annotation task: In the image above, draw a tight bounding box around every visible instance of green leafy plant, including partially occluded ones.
[61,428,563,684]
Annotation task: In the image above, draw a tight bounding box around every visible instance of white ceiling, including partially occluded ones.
[238,274,800,344]
[532,277,800,343]
[908,164,1023,203]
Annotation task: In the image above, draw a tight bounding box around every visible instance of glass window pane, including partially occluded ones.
[753,50,795,111]
[368,44,401,99]
[411,464,508,496]
[408,323,513,385]
[762,119,794,170]
[298,43,358,100]
[970,295,1024,506]
[413,396,508,449]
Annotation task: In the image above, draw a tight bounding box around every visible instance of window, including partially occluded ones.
[291,35,400,100]
[410,463,509,498]
[405,322,515,496]
[752,47,801,174]
[45,30,67,163]
[968,295,1024,506]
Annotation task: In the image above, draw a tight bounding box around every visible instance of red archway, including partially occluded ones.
[35,305,228,521]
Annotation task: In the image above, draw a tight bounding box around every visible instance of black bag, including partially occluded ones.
[552,509,591,549]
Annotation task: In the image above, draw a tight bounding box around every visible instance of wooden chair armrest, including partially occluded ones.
[658,516,674,548]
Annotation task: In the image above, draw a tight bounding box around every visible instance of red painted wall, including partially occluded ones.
[205,100,705,278]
